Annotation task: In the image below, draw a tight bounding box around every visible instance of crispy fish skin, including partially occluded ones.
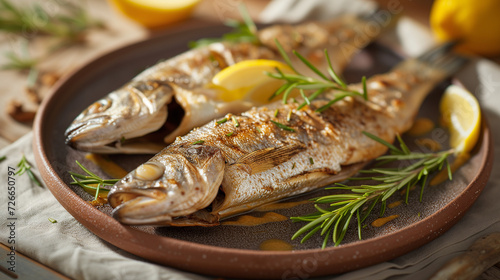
[108,49,466,226]
[65,14,389,154]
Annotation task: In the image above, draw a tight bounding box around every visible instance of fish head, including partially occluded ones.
[65,81,174,154]
[108,144,225,225]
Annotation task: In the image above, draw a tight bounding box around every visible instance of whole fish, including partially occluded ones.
[107,43,467,226]
[65,12,393,154]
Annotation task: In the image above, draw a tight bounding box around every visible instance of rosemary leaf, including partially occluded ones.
[362,131,400,154]
[232,116,240,127]
[69,161,119,201]
[190,4,258,48]
[192,140,205,145]
[274,39,298,74]
[216,117,228,125]
[293,50,329,81]
[325,49,346,88]
[270,120,295,132]
[362,76,368,100]
[297,88,325,110]
[16,155,42,187]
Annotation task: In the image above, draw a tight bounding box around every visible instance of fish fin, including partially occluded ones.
[233,142,306,174]
[281,162,366,186]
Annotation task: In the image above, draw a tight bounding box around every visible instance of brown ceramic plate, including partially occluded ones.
[33,24,493,279]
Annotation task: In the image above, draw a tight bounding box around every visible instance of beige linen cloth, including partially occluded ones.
[1,1,500,279]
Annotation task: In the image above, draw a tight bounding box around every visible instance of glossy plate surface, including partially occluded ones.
[33,24,493,279]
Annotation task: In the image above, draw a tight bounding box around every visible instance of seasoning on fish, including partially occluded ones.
[107,43,467,226]
[65,12,393,154]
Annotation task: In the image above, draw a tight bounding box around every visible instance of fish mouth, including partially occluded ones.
[65,99,186,154]
[109,188,174,225]
[65,118,114,150]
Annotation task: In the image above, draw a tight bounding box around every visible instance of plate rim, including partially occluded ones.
[32,24,494,279]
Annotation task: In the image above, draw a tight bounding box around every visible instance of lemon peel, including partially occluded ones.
[439,84,481,155]
[430,0,500,56]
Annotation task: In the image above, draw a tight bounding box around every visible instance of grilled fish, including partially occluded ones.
[107,43,467,226]
[65,12,392,154]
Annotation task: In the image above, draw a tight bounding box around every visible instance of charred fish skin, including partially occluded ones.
[108,43,467,226]
[64,12,392,154]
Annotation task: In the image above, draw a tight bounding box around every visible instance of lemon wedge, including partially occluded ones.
[211,59,294,105]
[430,0,500,56]
[439,84,481,154]
[108,0,200,29]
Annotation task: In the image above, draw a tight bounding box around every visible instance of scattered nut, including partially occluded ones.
[25,87,41,104]
[40,72,60,87]
[7,100,36,123]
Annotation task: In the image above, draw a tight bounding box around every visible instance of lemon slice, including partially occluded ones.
[430,0,500,56]
[439,84,481,154]
[211,59,294,105]
[108,0,200,29]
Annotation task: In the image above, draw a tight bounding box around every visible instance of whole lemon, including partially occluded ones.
[108,0,200,29]
[430,0,500,56]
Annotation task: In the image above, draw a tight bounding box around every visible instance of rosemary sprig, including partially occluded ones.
[189,4,258,48]
[216,117,228,125]
[0,0,103,43]
[291,132,454,248]
[69,161,119,201]
[268,40,368,112]
[16,155,42,187]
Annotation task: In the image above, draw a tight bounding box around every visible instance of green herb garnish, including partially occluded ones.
[69,161,119,200]
[268,40,368,111]
[232,116,240,127]
[226,132,234,137]
[216,117,228,125]
[0,155,6,162]
[48,218,57,223]
[291,132,453,248]
[192,140,205,145]
[2,41,38,71]
[0,0,103,43]
[189,4,258,48]
[16,155,42,187]
[270,120,295,132]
